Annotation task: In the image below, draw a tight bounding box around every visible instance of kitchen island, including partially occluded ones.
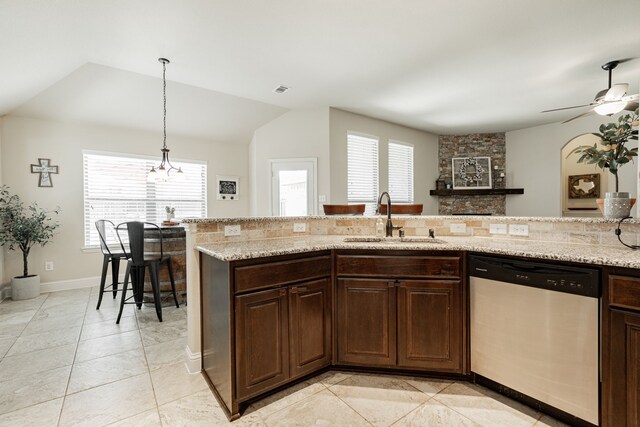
[183,215,640,426]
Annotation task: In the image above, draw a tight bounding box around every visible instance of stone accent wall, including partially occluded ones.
[438,133,506,215]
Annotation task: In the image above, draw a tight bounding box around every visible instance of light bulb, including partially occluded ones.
[594,101,626,116]
[147,167,157,182]
[175,168,186,182]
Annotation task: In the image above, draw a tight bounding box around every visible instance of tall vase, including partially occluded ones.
[603,192,632,218]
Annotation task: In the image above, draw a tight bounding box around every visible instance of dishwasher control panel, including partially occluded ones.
[469,254,600,298]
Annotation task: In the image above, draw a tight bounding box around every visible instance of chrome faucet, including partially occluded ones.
[376,192,403,237]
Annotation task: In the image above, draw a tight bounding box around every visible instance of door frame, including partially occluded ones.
[269,158,318,216]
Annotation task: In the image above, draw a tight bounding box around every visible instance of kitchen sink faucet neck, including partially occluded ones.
[376,192,402,237]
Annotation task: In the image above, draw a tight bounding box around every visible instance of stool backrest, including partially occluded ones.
[116,221,164,266]
[96,220,127,256]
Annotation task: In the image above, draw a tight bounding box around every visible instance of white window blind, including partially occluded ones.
[388,140,414,203]
[347,133,379,215]
[83,151,207,247]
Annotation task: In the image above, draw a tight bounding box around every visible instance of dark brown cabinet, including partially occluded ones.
[604,273,640,427]
[335,252,464,373]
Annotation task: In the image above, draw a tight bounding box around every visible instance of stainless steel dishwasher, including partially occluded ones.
[469,255,600,426]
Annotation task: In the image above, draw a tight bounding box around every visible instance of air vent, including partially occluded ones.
[273,85,290,94]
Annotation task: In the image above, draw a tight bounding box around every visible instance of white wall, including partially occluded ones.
[506,111,638,217]
[0,115,249,285]
[250,108,330,216]
[329,108,439,214]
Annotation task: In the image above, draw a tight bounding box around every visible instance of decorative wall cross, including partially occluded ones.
[30,158,59,187]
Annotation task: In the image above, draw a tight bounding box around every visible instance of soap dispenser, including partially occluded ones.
[375,216,384,237]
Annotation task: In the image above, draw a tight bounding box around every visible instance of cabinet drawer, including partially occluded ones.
[235,255,331,293]
[336,255,460,279]
[609,274,640,311]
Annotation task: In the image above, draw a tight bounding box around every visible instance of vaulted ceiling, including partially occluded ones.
[2,0,639,143]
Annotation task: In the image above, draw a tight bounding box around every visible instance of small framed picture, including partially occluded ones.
[452,157,492,189]
[216,175,239,200]
[568,173,600,199]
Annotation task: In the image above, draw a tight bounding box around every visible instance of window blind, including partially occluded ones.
[83,151,207,247]
[347,133,379,215]
[388,140,414,203]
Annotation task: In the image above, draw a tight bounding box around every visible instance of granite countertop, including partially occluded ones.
[196,235,640,269]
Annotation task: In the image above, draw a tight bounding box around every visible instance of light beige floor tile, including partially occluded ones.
[144,336,185,371]
[136,306,186,326]
[0,397,63,427]
[0,365,71,415]
[84,303,135,325]
[150,361,208,405]
[0,322,29,340]
[248,379,327,418]
[106,409,162,426]
[0,309,37,326]
[35,300,87,319]
[433,382,540,427]
[313,370,354,387]
[0,337,16,359]
[6,326,81,356]
[0,343,76,382]
[59,373,156,427]
[264,389,369,426]
[159,389,265,427]
[139,319,187,346]
[401,376,453,397]
[21,312,85,335]
[391,399,480,426]
[535,414,571,426]
[75,330,142,362]
[329,374,429,427]
[0,295,47,314]
[80,315,138,341]
[67,348,148,394]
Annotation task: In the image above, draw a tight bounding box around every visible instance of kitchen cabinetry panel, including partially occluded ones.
[397,280,461,371]
[235,288,289,400]
[336,255,460,279]
[235,255,331,293]
[289,278,332,379]
[337,278,396,366]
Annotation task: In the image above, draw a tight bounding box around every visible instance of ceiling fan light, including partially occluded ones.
[594,101,626,116]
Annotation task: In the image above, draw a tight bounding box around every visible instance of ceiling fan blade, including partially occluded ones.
[624,101,639,111]
[622,93,639,102]
[541,104,592,113]
[604,83,629,101]
[561,109,595,124]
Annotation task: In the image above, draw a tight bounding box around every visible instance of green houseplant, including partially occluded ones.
[0,186,60,300]
[571,107,639,217]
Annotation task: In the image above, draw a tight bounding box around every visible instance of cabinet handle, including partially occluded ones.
[279,288,287,296]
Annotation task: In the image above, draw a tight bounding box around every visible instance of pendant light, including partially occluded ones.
[148,58,184,182]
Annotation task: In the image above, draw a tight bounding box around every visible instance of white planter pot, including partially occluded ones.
[11,275,40,300]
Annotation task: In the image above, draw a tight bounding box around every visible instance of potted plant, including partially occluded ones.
[571,107,639,217]
[0,186,60,300]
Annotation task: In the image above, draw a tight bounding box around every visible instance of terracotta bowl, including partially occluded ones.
[377,203,423,215]
[323,204,365,215]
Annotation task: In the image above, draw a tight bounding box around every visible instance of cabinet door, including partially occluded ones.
[337,278,396,366]
[607,309,640,427]
[397,280,462,372]
[289,278,332,379]
[235,288,289,401]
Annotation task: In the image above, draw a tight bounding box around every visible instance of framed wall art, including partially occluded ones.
[568,173,600,199]
[30,158,59,187]
[452,157,492,189]
[216,175,239,200]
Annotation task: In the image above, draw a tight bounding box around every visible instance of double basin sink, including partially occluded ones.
[343,236,447,244]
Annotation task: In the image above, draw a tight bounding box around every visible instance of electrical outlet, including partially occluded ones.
[224,225,241,236]
[293,223,306,233]
[318,195,326,203]
[509,224,529,236]
[450,223,466,233]
[45,261,54,271]
[489,223,508,235]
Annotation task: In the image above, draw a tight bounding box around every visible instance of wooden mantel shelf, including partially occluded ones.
[429,188,524,196]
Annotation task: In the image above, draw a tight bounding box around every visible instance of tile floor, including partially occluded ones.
[0,288,568,427]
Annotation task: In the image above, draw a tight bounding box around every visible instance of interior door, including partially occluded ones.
[270,159,317,216]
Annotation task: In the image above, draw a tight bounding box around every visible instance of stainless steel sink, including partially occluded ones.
[343,236,447,244]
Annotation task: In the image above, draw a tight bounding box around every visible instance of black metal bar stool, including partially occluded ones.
[95,220,130,310]
[115,221,179,323]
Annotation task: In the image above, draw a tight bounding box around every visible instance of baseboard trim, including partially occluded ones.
[40,276,102,293]
[185,345,202,374]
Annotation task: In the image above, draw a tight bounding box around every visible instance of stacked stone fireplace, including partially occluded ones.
[438,133,506,215]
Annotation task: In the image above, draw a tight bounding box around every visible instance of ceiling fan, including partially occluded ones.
[542,60,639,123]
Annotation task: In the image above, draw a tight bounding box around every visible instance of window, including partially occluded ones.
[347,132,379,215]
[83,151,207,247]
[388,140,414,203]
